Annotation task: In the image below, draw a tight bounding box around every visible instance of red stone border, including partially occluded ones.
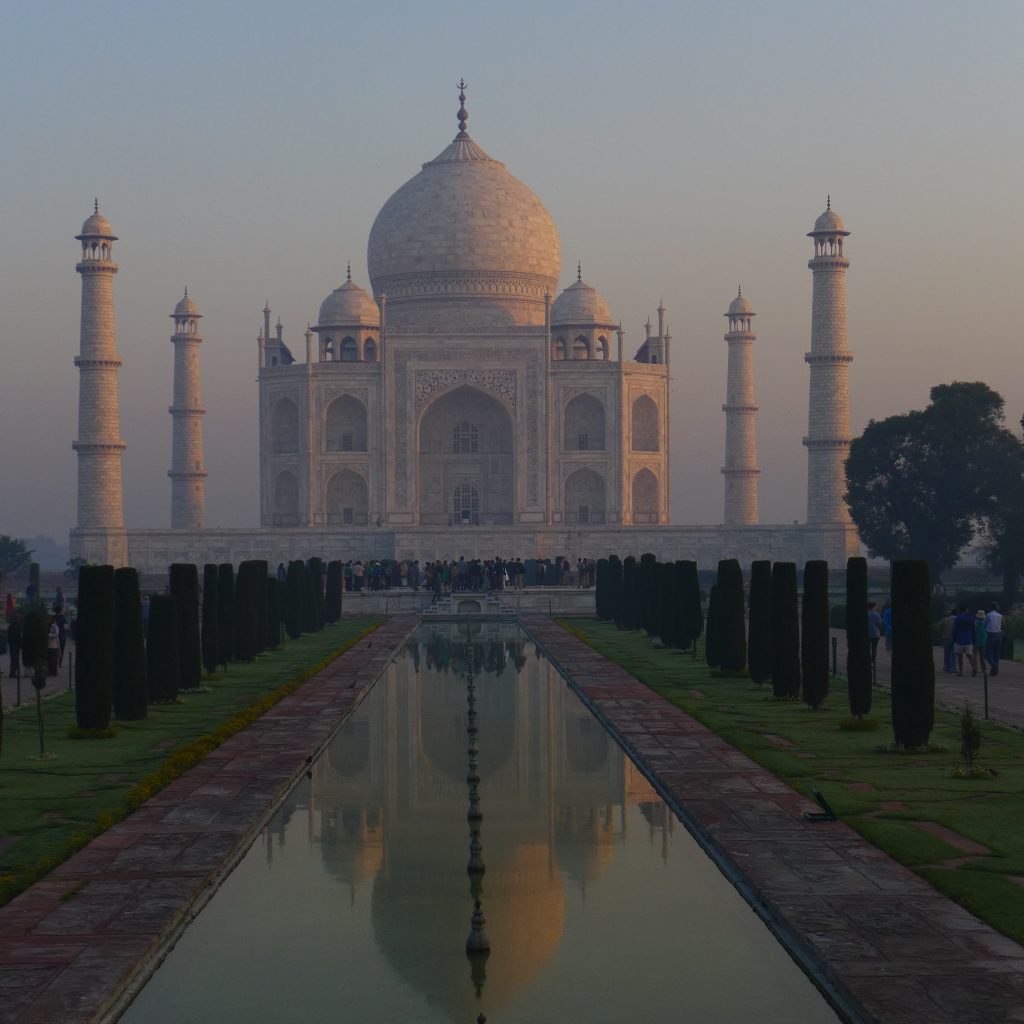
[0,617,418,1024]
[522,616,1024,1024]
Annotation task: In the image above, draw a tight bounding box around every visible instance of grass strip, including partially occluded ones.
[0,618,382,906]
[560,618,1024,945]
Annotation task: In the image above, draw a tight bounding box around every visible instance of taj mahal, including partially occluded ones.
[70,84,859,573]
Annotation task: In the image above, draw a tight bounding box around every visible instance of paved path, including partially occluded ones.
[524,615,1024,1024]
[0,617,418,1024]
[830,629,1024,730]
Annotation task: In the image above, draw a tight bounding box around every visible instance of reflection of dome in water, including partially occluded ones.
[318,807,383,887]
[371,841,564,1020]
[564,714,609,774]
[554,804,618,887]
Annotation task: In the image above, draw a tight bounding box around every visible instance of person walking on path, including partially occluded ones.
[882,603,893,652]
[985,602,1003,676]
[940,609,957,673]
[867,602,883,669]
[974,611,988,681]
[953,604,977,677]
[46,616,60,677]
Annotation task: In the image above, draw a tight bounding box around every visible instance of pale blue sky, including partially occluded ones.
[2,0,1022,539]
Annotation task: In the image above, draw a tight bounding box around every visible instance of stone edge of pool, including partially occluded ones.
[519,615,1024,1024]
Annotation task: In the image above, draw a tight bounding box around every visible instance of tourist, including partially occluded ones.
[952,604,976,677]
[7,612,21,678]
[46,616,60,677]
[974,611,988,678]
[537,560,547,587]
[4,593,14,622]
[940,608,957,673]
[276,562,287,583]
[867,602,882,666]
[54,606,67,665]
[881,604,893,651]
[353,561,364,592]
[985,602,1003,676]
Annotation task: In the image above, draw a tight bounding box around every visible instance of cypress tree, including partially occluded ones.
[21,606,48,685]
[679,561,702,652]
[75,564,116,729]
[595,559,610,619]
[621,556,640,630]
[801,560,830,709]
[266,577,282,650]
[608,555,624,628]
[147,594,179,703]
[308,557,325,630]
[748,560,773,685]
[891,560,935,748]
[325,561,343,623]
[170,564,201,691]
[657,562,675,646]
[770,562,800,699]
[845,556,872,718]
[234,560,258,662]
[639,553,658,637]
[285,560,304,640]
[217,563,235,670]
[303,559,319,633]
[717,559,746,672]
[113,567,147,720]
[704,583,721,667]
[201,564,219,677]
[253,560,269,654]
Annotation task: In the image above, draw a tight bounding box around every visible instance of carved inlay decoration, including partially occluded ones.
[414,369,516,411]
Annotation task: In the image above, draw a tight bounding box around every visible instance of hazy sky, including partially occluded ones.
[2,0,1022,542]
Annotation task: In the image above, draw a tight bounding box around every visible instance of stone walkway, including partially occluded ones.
[523,616,1024,1024]
[0,617,418,1024]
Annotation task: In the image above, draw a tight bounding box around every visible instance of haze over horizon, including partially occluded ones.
[2,0,1022,543]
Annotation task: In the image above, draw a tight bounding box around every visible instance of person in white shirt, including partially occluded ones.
[985,603,1003,676]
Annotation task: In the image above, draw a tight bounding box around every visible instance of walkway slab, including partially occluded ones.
[523,616,1024,1024]
[0,617,417,1024]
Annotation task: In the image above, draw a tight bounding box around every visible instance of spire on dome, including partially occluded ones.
[94,197,99,215]
[577,261,582,282]
[738,285,742,297]
[346,261,351,282]
[456,78,469,138]
[827,194,831,210]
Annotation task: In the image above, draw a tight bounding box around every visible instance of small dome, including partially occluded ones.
[810,201,848,236]
[172,290,200,319]
[551,277,613,325]
[76,202,116,240]
[318,276,379,327]
[727,289,753,316]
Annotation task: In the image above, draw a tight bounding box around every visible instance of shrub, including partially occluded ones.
[770,562,800,699]
[266,577,282,650]
[113,567,147,720]
[147,594,179,702]
[285,560,305,640]
[169,564,201,691]
[845,557,872,718]
[201,564,219,676]
[622,556,642,631]
[748,560,772,685]
[325,561,343,623]
[891,560,935,749]
[75,565,115,729]
[801,560,830,709]
[716,559,746,672]
[217,563,234,670]
[704,583,721,668]
[608,555,624,628]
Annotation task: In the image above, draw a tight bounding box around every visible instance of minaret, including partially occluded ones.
[804,198,853,524]
[722,288,760,526]
[71,201,128,566]
[168,289,207,529]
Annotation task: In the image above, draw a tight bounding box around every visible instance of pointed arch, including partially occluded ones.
[272,397,299,453]
[631,395,659,451]
[274,470,299,526]
[565,467,605,524]
[632,468,659,523]
[572,335,590,360]
[326,469,368,526]
[326,395,367,452]
[564,393,605,451]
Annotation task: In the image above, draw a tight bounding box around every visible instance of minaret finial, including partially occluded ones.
[346,261,351,282]
[827,194,831,210]
[456,78,469,137]
[577,260,582,282]
[184,285,188,298]
[738,284,742,298]
[93,197,99,215]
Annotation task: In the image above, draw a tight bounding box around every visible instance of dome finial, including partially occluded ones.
[577,260,582,282]
[456,78,469,137]
[346,260,351,282]
[827,194,831,210]
[93,197,99,215]
[737,284,742,297]
[184,285,188,298]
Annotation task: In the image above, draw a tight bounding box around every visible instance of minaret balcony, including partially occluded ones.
[804,351,854,364]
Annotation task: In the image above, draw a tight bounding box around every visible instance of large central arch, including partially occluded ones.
[417,385,515,526]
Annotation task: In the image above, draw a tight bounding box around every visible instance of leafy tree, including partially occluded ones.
[747,560,772,685]
[846,382,1014,582]
[75,564,115,729]
[981,413,1024,608]
[0,536,32,575]
[113,567,147,720]
[891,560,935,748]
[845,557,872,718]
[770,562,800,699]
[170,564,201,691]
[201,564,219,676]
[801,561,830,709]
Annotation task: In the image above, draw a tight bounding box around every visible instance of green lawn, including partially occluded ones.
[562,618,1024,945]
[0,618,381,905]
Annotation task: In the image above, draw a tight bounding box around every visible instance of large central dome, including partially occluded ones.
[367,93,560,330]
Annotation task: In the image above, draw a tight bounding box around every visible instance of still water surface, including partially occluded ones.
[123,623,839,1023]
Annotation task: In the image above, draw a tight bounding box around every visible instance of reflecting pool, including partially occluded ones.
[122,623,839,1023]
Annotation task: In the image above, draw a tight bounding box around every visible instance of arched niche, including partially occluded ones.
[272,397,299,453]
[564,393,605,451]
[340,337,358,362]
[552,337,566,361]
[326,469,368,526]
[564,467,605,524]
[274,469,299,525]
[326,395,368,452]
[364,338,378,362]
[631,395,659,452]
[632,468,659,523]
[572,336,590,360]
[595,336,609,360]
[417,385,514,526]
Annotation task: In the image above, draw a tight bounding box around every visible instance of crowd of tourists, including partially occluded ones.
[940,602,1005,678]
[4,587,69,679]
